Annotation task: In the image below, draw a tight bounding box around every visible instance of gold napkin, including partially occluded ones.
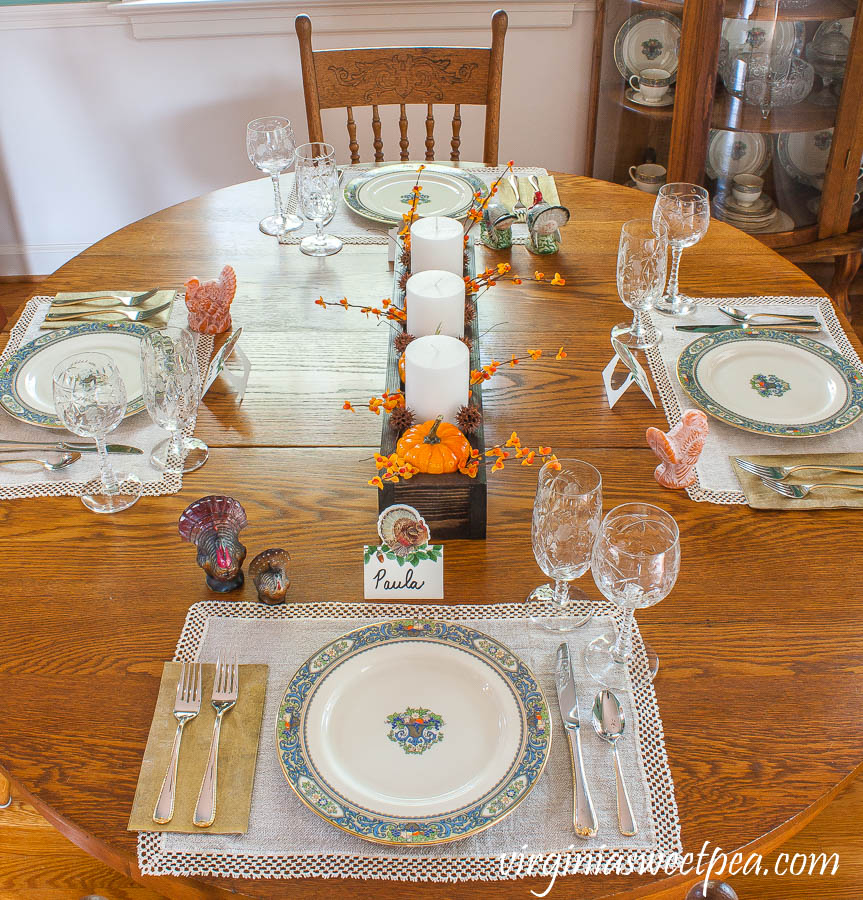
[44,290,176,329]
[731,453,863,510]
[496,175,561,214]
[128,662,268,834]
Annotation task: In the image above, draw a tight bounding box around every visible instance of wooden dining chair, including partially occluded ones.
[295,10,508,166]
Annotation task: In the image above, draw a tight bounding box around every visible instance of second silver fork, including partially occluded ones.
[735,457,863,481]
[194,654,239,828]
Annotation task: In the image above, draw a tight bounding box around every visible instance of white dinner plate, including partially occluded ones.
[706,130,771,180]
[276,619,551,845]
[0,321,148,428]
[613,11,682,82]
[677,330,863,436]
[343,164,488,226]
[721,18,804,58]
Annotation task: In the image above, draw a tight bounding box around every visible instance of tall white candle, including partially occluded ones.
[410,216,464,276]
[406,269,466,339]
[404,335,469,424]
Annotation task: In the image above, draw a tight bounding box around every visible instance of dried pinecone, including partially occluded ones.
[394,332,416,354]
[389,405,416,434]
[398,270,409,292]
[463,249,470,271]
[456,404,482,434]
[460,336,473,353]
[464,303,476,326]
[399,249,411,269]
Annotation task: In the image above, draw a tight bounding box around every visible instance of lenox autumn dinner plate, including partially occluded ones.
[677,330,863,437]
[275,619,551,845]
[343,164,488,226]
[0,321,149,428]
[613,11,682,83]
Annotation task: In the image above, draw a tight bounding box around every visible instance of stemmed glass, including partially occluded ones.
[651,183,710,317]
[295,142,343,257]
[612,218,668,350]
[584,503,680,688]
[526,459,603,633]
[246,116,303,237]
[140,326,209,474]
[52,353,142,514]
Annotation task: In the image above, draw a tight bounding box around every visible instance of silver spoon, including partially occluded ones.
[0,450,80,472]
[718,304,818,324]
[592,689,637,836]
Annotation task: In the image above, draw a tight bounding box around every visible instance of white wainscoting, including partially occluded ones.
[0,0,595,275]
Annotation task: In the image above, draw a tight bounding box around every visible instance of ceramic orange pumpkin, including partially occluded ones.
[396,416,471,474]
[398,352,406,384]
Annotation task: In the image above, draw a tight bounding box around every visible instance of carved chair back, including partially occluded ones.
[295,11,507,165]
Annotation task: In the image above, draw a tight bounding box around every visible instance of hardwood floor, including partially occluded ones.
[0,277,861,899]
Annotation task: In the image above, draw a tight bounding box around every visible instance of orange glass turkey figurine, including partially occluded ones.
[646,409,709,489]
[249,548,291,604]
[184,265,236,334]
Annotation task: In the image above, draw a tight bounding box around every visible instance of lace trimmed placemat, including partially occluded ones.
[0,297,214,500]
[278,166,550,246]
[643,296,863,504]
[137,599,681,882]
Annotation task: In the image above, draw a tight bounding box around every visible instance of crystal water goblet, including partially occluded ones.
[295,142,343,257]
[526,459,603,633]
[584,503,680,688]
[651,183,710,317]
[52,353,142,514]
[612,218,668,350]
[246,116,302,237]
[140,326,209,474]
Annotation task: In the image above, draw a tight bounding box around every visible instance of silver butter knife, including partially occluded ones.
[556,642,598,837]
[0,439,143,455]
[675,323,821,334]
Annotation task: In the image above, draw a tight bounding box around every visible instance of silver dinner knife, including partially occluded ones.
[0,439,142,455]
[675,323,821,334]
[555,642,598,837]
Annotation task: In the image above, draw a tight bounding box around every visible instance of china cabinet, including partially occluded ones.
[586,0,863,314]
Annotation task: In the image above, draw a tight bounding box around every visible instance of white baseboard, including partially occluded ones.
[0,243,91,278]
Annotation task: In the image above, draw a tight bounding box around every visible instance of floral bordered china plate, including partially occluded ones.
[677,330,863,437]
[275,619,551,845]
[706,129,771,180]
[0,321,149,428]
[614,11,682,82]
[721,18,804,58]
[343,165,488,226]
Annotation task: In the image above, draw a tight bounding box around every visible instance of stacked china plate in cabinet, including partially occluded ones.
[586,0,863,314]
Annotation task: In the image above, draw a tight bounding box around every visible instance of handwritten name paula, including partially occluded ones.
[373,567,425,591]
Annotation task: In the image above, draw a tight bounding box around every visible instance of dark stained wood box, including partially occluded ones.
[379,245,487,540]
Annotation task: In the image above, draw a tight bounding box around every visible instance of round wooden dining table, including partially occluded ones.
[1,172,862,900]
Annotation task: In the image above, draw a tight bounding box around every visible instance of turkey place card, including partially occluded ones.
[364,504,444,600]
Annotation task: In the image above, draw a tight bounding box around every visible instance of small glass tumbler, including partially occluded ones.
[526,459,603,632]
[52,353,142,514]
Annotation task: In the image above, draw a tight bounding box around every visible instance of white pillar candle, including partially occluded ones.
[406,269,466,339]
[410,216,464,276]
[404,334,469,424]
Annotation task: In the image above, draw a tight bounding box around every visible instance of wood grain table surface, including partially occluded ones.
[1,173,861,900]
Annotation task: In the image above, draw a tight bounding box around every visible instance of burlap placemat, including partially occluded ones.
[731,453,863,509]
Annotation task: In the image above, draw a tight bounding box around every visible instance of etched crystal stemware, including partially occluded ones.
[140,326,209,474]
[246,116,302,237]
[52,353,142,513]
[584,503,680,687]
[295,142,343,257]
[612,218,668,350]
[526,459,603,632]
[652,183,710,317]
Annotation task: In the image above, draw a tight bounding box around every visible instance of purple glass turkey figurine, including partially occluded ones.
[178,495,248,592]
[249,548,291,604]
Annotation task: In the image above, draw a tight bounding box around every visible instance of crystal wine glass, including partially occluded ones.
[140,326,209,474]
[612,218,668,350]
[52,353,142,514]
[295,142,343,257]
[584,503,680,688]
[246,116,302,237]
[526,459,603,633]
[651,183,710,317]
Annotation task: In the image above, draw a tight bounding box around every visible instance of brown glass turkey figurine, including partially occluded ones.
[249,548,291,604]
[178,495,248,592]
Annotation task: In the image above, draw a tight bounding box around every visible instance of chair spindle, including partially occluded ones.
[451,104,462,161]
[425,104,435,161]
[399,104,410,161]
[346,106,360,164]
[371,105,384,163]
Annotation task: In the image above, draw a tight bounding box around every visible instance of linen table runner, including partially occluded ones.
[279,166,551,246]
[0,297,214,500]
[138,599,681,882]
[643,296,863,504]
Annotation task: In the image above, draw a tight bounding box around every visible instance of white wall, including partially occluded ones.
[0,0,594,275]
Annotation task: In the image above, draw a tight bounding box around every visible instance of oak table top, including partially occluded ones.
[2,173,862,900]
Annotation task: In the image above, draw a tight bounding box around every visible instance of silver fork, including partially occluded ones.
[194,654,239,828]
[46,300,172,323]
[508,172,527,221]
[153,661,202,824]
[51,288,159,307]
[761,478,863,499]
[735,457,863,481]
